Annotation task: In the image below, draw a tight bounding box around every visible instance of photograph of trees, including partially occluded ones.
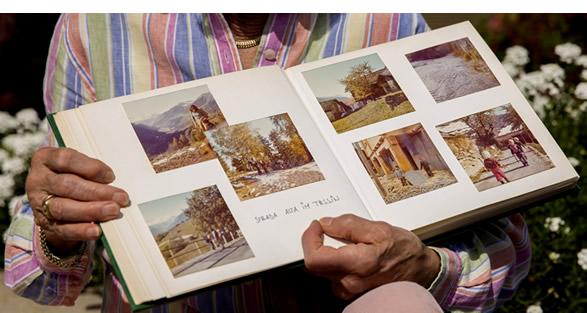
[139,185,254,278]
[437,104,554,191]
[205,113,325,201]
[123,85,227,173]
[353,123,457,204]
[303,53,414,133]
[406,37,500,103]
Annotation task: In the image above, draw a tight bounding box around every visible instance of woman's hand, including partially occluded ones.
[26,147,130,255]
[302,214,440,300]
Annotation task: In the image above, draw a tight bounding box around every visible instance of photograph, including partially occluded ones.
[302,53,414,133]
[406,37,500,103]
[353,123,457,204]
[205,113,325,201]
[123,85,227,173]
[437,104,554,191]
[138,185,254,278]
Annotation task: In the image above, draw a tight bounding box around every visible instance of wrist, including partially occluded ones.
[45,232,84,257]
[39,227,87,268]
[417,246,441,288]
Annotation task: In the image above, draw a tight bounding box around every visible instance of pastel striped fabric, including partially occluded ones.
[4,14,530,313]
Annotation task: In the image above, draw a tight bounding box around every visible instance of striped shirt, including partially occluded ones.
[4,14,530,313]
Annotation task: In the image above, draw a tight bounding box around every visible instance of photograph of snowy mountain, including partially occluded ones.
[437,104,554,191]
[139,185,254,278]
[406,38,500,103]
[303,53,414,133]
[123,85,227,173]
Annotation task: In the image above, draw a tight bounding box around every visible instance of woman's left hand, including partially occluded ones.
[301,214,440,300]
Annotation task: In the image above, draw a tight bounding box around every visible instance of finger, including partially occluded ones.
[46,197,122,222]
[38,147,115,183]
[45,172,129,206]
[332,281,355,301]
[301,220,325,257]
[319,214,393,244]
[47,222,102,241]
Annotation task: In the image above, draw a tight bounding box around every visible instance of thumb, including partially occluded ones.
[319,214,386,244]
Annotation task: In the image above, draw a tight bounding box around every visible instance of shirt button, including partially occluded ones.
[264,49,276,61]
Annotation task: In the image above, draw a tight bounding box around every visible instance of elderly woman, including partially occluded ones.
[5,14,530,313]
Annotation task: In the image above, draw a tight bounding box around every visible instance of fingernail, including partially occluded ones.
[319,217,333,226]
[104,170,115,182]
[112,192,129,206]
[102,203,119,217]
[87,226,101,238]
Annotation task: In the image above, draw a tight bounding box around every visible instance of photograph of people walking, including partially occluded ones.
[123,85,227,173]
[406,37,500,103]
[139,185,254,278]
[437,103,554,191]
[205,113,325,201]
[353,123,457,204]
[303,53,414,133]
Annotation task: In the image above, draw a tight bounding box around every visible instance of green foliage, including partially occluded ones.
[475,14,587,313]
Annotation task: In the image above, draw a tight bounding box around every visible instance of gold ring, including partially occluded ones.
[41,194,55,220]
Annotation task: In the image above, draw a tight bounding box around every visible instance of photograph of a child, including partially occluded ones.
[353,123,457,204]
[303,53,414,133]
[139,185,254,278]
[437,104,554,191]
[205,113,325,201]
[406,37,500,103]
[123,85,227,173]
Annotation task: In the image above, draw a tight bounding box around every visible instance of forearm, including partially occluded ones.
[427,214,531,312]
[3,201,95,305]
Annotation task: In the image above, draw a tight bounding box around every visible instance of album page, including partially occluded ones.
[286,22,578,238]
[55,66,371,303]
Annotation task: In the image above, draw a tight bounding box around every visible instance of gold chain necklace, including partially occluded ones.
[235,37,261,49]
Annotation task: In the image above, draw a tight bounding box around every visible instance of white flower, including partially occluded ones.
[502,62,520,77]
[582,70,587,81]
[531,95,549,118]
[0,149,8,164]
[576,55,587,67]
[504,45,530,66]
[575,82,587,100]
[548,252,560,262]
[568,157,580,167]
[2,133,45,157]
[2,157,26,175]
[0,174,15,201]
[580,101,587,112]
[15,108,40,129]
[39,118,49,133]
[527,303,543,313]
[578,248,587,270]
[555,43,582,64]
[564,226,571,234]
[0,112,19,134]
[545,217,566,232]
[540,63,565,87]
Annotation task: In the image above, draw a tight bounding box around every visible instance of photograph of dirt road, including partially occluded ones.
[123,85,227,173]
[205,113,325,201]
[437,104,554,191]
[353,123,457,204]
[139,185,254,278]
[406,37,500,103]
[303,53,414,133]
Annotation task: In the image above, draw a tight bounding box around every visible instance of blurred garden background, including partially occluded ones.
[0,13,585,312]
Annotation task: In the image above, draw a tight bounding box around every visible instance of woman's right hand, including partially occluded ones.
[26,147,130,255]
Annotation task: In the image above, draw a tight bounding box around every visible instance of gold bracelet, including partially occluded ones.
[39,227,87,268]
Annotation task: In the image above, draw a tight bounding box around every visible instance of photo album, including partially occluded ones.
[48,22,579,309]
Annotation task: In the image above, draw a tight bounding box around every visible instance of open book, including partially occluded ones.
[48,22,579,309]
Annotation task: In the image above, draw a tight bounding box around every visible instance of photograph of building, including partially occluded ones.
[303,53,414,133]
[353,123,457,204]
[437,103,554,191]
[139,185,254,278]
